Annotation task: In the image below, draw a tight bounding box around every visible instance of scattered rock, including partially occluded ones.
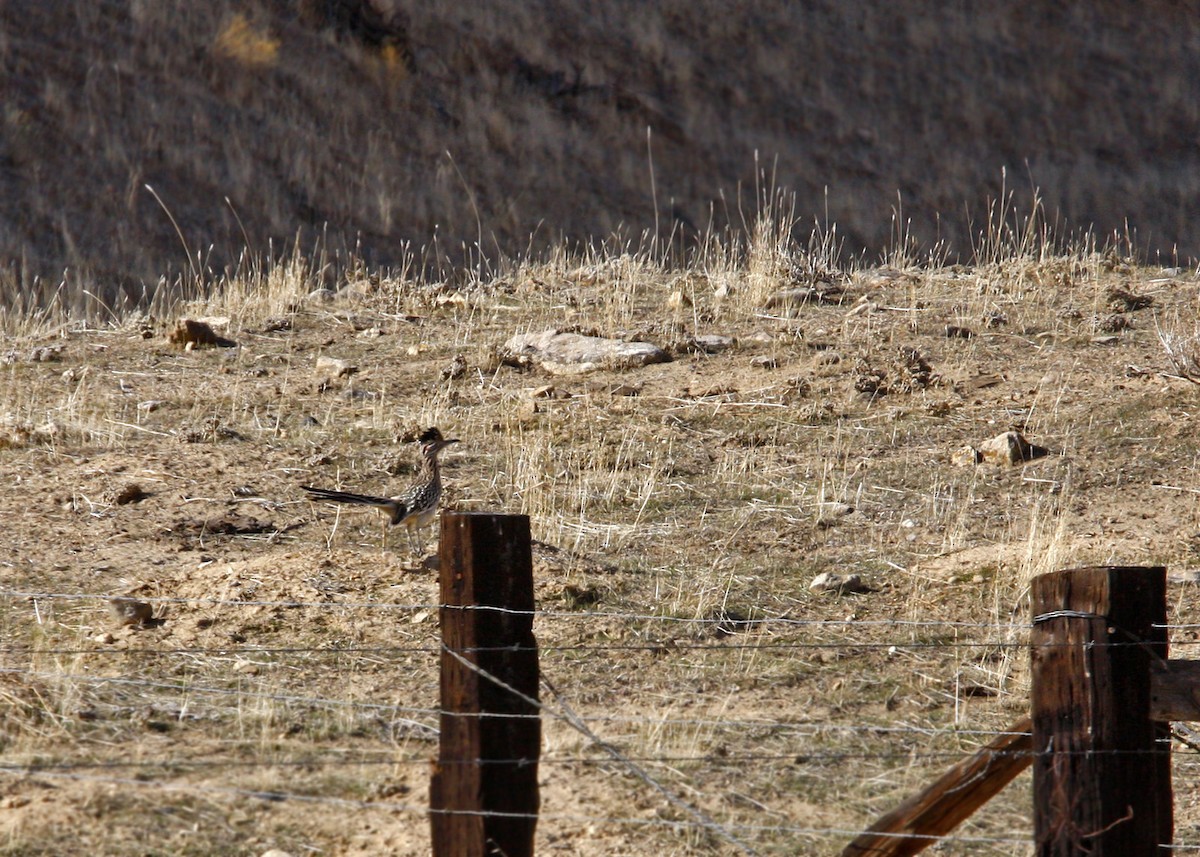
[262,316,292,332]
[314,356,357,387]
[688,334,735,354]
[4,344,66,363]
[529,384,566,399]
[109,597,154,627]
[975,430,1049,465]
[810,571,869,594]
[750,355,778,369]
[168,319,237,349]
[501,329,670,375]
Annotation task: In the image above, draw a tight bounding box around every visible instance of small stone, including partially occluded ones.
[978,431,1049,466]
[810,572,868,594]
[28,345,65,362]
[750,355,778,369]
[690,334,734,354]
[168,319,237,349]
[234,661,260,676]
[314,356,357,387]
[109,597,154,627]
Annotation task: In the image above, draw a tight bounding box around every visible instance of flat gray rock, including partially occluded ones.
[502,329,670,375]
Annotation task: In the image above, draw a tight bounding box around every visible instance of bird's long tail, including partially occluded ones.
[301,486,393,508]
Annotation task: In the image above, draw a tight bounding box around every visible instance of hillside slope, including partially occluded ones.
[2,0,1198,301]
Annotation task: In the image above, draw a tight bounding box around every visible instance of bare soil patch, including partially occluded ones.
[3,255,1200,854]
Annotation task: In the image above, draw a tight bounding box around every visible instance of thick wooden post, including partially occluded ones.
[1030,566,1171,856]
[430,512,539,857]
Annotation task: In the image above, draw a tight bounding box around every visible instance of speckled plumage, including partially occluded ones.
[302,427,458,553]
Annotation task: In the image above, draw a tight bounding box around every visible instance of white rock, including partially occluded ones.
[810,571,867,594]
[502,330,670,375]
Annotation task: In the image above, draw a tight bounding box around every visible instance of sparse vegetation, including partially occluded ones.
[2,203,1200,854]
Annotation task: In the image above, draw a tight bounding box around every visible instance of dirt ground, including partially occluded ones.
[3,252,1200,855]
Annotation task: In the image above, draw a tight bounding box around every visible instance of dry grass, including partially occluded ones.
[2,214,1200,854]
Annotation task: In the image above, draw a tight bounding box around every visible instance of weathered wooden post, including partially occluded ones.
[840,716,1033,857]
[1030,566,1171,856]
[430,512,539,857]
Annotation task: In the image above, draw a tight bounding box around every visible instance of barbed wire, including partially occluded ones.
[12,588,1200,636]
[5,742,1197,774]
[2,588,1034,628]
[0,765,1045,848]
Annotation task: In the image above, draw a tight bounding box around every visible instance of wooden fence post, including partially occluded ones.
[840,716,1033,857]
[1030,566,1171,856]
[430,512,539,857]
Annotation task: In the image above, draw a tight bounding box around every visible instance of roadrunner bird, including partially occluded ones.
[302,427,459,553]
